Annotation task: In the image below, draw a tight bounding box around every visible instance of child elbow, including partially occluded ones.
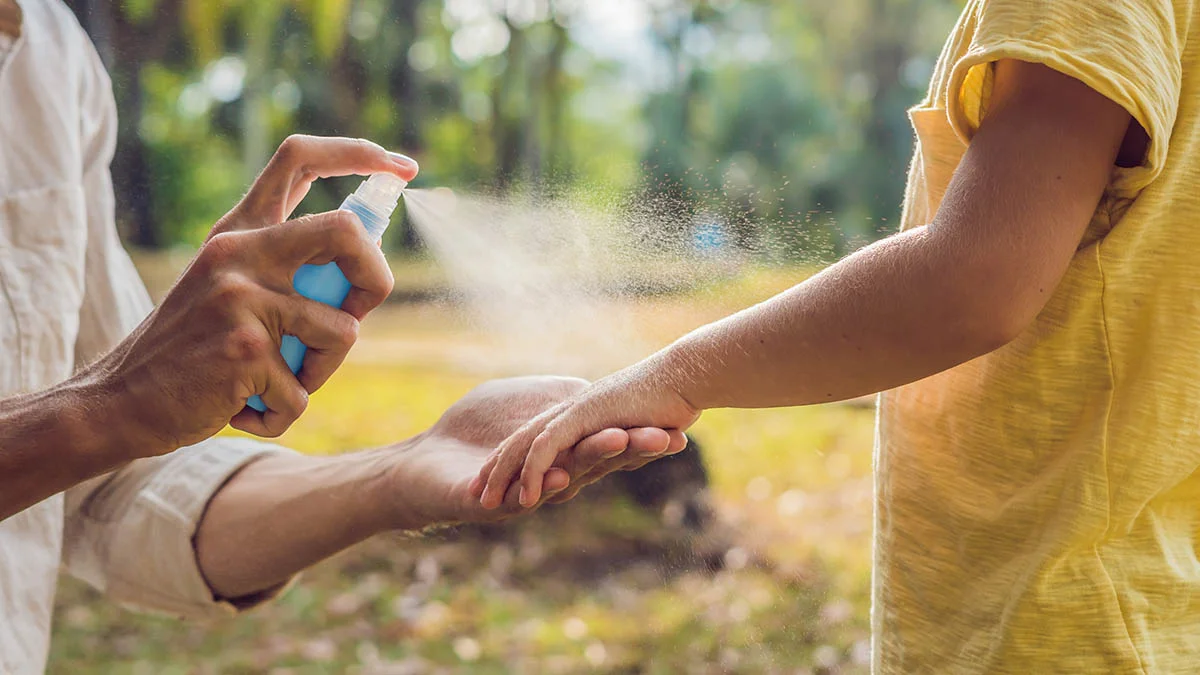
[965,301,1035,354]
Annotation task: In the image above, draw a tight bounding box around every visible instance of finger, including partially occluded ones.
[616,453,666,474]
[503,470,568,510]
[518,422,582,507]
[558,428,628,477]
[478,400,572,507]
[480,423,543,510]
[470,445,508,499]
[230,352,309,437]
[554,431,674,501]
[625,427,672,457]
[484,478,524,519]
[272,296,360,393]
[616,431,684,473]
[240,135,419,224]
[546,483,585,505]
[253,211,395,320]
[665,429,688,455]
[468,473,487,499]
[547,451,646,505]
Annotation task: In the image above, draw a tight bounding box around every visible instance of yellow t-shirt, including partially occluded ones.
[876,0,1200,672]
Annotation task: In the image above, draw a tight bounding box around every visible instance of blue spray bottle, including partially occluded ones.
[247,173,407,413]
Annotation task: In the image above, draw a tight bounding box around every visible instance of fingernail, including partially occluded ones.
[600,449,624,460]
[519,487,535,507]
[388,151,418,171]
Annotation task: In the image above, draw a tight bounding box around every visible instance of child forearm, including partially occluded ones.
[662,224,1016,410]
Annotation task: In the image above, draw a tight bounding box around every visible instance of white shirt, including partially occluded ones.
[0,3,292,672]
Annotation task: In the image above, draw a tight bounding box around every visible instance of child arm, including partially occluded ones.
[476,60,1137,508]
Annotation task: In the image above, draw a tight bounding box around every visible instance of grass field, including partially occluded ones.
[48,260,876,674]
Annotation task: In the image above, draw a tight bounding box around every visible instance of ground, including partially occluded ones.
[48,260,876,674]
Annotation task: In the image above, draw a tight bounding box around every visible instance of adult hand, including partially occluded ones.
[471,358,700,509]
[380,376,688,529]
[85,136,418,457]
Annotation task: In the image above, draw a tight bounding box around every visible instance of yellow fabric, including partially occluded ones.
[875,1,1200,672]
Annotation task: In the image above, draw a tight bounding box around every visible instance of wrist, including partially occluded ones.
[71,364,174,462]
[652,339,707,415]
[28,375,134,481]
[374,434,460,533]
[366,439,438,533]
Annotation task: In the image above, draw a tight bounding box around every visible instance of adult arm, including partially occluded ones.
[0,136,410,521]
[192,377,687,600]
[477,60,1139,507]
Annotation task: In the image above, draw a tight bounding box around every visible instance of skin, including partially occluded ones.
[0,135,679,605]
[195,376,687,599]
[0,135,411,520]
[474,59,1144,508]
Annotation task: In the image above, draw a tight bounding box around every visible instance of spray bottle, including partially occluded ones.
[247,173,407,413]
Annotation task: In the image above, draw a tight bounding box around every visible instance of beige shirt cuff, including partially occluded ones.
[63,437,299,620]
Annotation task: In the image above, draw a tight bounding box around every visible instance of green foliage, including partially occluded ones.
[120,0,159,23]
[84,0,966,255]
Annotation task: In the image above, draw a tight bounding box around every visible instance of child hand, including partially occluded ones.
[470,364,701,509]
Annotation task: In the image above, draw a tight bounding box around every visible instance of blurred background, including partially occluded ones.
[51,1,964,673]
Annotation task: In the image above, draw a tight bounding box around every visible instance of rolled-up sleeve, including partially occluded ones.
[61,36,300,620]
[62,439,298,619]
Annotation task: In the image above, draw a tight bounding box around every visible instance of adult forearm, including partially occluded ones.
[193,446,406,600]
[0,377,133,520]
[664,226,1015,410]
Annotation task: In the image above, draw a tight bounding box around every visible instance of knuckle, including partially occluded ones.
[276,134,308,160]
[378,263,396,298]
[259,422,286,438]
[198,232,239,268]
[223,327,270,362]
[333,209,363,237]
[288,391,309,418]
[334,314,360,349]
[531,429,556,455]
[355,137,383,156]
[210,272,257,306]
[207,214,236,239]
[325,211,362,249]
[299,168,319,185]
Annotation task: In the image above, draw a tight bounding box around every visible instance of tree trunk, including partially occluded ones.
[66,0,182,249]
[388,0,422,152]
[491,18,526,190]
[541,19,570,183]
[240,3,283,184]
[387,0,423,250]
[860,0,913,223]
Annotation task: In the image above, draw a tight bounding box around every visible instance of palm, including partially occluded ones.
[387,377,601,526]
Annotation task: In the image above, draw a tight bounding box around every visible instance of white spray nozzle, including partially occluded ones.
[354,173,408,215]
[340,173,408,241]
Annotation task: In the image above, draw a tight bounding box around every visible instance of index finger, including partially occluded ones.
[239,135,419,225]
[254,210,394,319]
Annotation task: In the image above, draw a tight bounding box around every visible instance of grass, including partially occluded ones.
[48,261,875,674]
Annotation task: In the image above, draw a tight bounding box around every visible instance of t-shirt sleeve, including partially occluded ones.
[946,0,1186,195]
